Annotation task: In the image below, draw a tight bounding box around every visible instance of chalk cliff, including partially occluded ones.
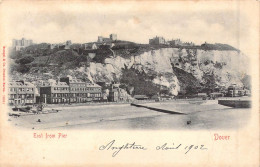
[82,48,249,95]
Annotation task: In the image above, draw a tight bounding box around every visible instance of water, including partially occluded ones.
[10,100,251,130]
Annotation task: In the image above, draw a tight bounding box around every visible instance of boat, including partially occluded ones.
[9,111,21,117]
[12,106,32,112]
[218,99,251,108]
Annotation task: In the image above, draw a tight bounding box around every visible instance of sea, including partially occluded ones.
[10,99,251,130]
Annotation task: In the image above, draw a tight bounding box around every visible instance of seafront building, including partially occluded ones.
[8,81,37,105]
[8,77,103,105]
[85,82,102,101]
[39,77,102,104]
[39,82,70,104]
[60,77,102,103]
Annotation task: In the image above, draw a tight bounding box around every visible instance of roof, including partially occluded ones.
[9,81,35,87]
[69,79,85,83]
[86,83,101,88]
[50,82,69,87]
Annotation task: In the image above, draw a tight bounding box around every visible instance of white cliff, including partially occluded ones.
[83,48,249,95]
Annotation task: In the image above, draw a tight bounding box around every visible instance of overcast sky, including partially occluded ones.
[1,1,258,55]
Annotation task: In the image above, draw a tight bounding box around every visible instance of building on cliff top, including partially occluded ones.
[12,38,33,51]
[149,36,167,45]
[97,34,117,43]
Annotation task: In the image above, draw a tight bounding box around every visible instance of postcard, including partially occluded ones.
[0,0,259,166]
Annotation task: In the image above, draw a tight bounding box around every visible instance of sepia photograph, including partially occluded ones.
[0,0,259,166]
[5,2,252,130]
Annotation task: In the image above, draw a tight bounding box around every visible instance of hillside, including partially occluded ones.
[200,43,239,51]
[9,41,249,96]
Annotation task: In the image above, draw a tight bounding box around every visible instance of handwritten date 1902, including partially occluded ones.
[156,143,207,154]
[99,140,208,157]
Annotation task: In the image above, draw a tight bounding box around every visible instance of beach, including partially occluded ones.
[8,99,251,130]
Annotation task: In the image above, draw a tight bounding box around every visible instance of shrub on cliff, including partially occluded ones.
[120,66,160,97]
[15,56,35,65]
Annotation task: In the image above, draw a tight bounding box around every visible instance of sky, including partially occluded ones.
[1,1,259,56]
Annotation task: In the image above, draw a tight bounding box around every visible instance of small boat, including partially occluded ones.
[12,106,32,112]
[218,99,251,108]
[9,111,21,117]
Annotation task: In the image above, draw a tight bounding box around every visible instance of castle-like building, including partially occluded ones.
[97,34,117,43]
[12,38,33,51]
[149,36,167,45]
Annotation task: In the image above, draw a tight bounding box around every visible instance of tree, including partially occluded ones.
[185,85,198,95]
[15,65,30,73]
[120,66,160,96]
[202,72,217,93]
[15,56,34,65]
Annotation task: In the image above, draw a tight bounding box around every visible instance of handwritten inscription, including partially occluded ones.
[99,140,207,157]
[99,140,147,157]
[33,133,67,139]
[156,143,207,154]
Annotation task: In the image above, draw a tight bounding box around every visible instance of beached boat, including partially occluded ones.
[12,106,32,112]
[9,111,21,117]
[218,99,251,108]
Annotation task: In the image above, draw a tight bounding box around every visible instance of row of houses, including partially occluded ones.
[8,81,37,105]
[8,77,103,105]
[8,77,140,106]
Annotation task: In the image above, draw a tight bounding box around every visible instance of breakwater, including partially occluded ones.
[131,103,186,115]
